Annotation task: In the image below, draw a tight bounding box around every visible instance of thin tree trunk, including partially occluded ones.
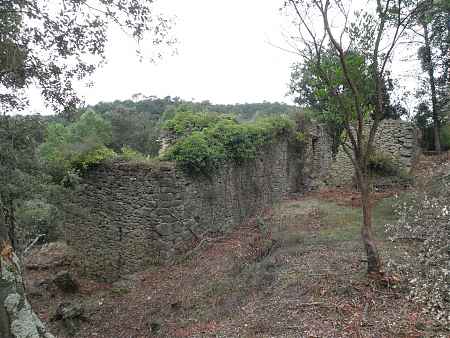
[358,174,383,275]
[423,23,441,153]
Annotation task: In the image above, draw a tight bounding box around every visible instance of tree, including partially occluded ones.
[285,0,420,275]
[0,1,173,336]
[40,110,115,181]
[0,116,55,338]
[412,1,450,152]
[0,0,174,114]
[289,51,408,155]
[0,116,46,250]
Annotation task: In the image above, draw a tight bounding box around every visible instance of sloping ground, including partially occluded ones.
[25,156,448,337]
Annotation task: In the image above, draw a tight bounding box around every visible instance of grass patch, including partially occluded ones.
[317,198,398,243]
[269,197,398,246]
[317,202,362,243]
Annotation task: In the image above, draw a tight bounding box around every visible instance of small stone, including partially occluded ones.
[149,321,161,335]
[53,302,84,321]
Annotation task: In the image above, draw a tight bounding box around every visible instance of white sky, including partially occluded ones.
[26,0,422,115]
[74,0,297,107]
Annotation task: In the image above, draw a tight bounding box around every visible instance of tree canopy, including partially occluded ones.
[0,0,174,113]
[413,0,450,151]
[284,0,424,275]
[40,110,115,181]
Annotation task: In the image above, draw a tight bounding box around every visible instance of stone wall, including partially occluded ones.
[63,119,419,281]
[303,124,334,190]
[327,120,420,186]
[65,139,303,281]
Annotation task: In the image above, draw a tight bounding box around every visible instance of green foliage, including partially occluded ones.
[94,98,172,156]
[367,152,413,186]
[15,199,58,246]
[88,97,298,158]
[70,110,112,145]
[295,131,306,143]
[439,124,450,150]
[163,113,294,176]
[164,131,225,175]
[368,152,400,177]
[290,50,376,122]
[119,146,148,161]
[414,2,450,151]
[289,51,381,156]
[40,110,116,179]
[163,111,231,137]
[1,1,173,113]
[0,115,66,249]
[74,146,116,170]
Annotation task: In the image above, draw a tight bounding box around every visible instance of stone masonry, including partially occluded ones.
[64,139,303,281]
[64,119,419,281]
[327,119,420,186]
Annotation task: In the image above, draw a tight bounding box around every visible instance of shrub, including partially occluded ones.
[162,113,294,176]
[385,190,449,328]
[72,145,116,170]
[163,131,225,176]
[163,111,232,137]
[368,152,400,177]
[440,123,450,150]
[119,146,147,161]
[15,199,56,249]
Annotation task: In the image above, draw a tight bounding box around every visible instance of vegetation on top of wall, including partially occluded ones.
[87,97,299,157]
[163,111,233,138]
[162,112,294,176]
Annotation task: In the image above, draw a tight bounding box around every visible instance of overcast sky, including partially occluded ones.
[49,0,296,111]
[26,0,421,115]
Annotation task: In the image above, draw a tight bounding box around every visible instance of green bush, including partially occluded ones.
[163,113,294,176]
[163,131,225,175]
[367,152,413,186]
[163,111,232,137]
[440,123,450,150]
[119,146,147,161]
[367,152,400,177]
[73,145,116,170]
[16,199,56,248]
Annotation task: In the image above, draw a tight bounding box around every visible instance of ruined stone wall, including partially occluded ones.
[303,124,334,190]
[65,139,302,281]
[64,119,418,281]
[327,120,420,186]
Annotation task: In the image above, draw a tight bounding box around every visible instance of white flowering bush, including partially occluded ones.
[385,181,449,328]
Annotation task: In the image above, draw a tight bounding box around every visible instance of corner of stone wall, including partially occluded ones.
[324,119,421,188]
[64,139,296,281]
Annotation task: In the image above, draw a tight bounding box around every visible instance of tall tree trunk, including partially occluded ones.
[423,23,441,153]
[0,232,54,338]
[358,173,383,275]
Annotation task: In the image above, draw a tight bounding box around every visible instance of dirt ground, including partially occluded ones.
[25,155,449,338]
